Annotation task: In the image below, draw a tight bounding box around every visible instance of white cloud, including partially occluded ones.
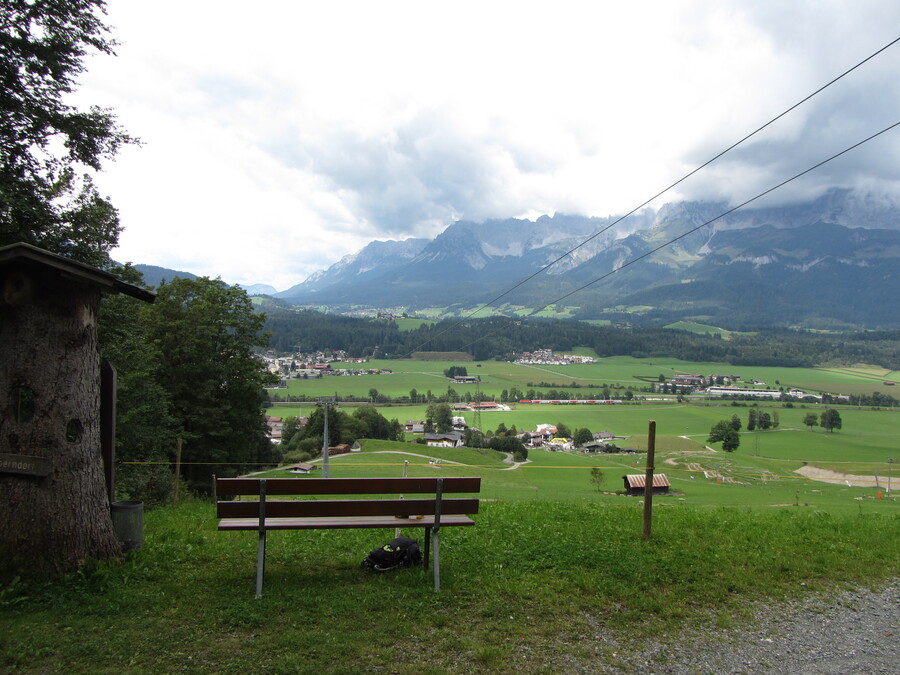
[74,0,900,290]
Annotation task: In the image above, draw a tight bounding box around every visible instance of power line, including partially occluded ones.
[535,120,900,311]
[447,121,900,355]
[472,36,900,314]
[404,34,900,356]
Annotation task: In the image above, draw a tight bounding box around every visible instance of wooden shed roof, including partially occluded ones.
[0,242,156,303]
[623,474,670,488]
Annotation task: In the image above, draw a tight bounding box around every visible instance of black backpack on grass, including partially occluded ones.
[361,536,422,572]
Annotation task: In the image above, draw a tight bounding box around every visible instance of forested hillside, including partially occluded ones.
[263,309,900,370]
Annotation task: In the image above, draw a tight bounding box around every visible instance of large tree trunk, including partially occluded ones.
[0,263,120,579]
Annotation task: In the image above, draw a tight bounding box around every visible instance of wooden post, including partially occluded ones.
[642,420,656,540]
[173,437,183,505]
[100,360,117,503]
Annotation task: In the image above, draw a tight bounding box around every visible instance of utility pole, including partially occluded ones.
[473,381,482,436]
[317,397,337,478]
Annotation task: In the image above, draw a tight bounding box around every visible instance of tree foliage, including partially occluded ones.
[0,0,136,265]
[747,408,758,432]
[426,402,454,433]
[142,277,277,490]
[708,420,740,452]
[285,405,403,460]
[98,266,177,505]
[264,311,900,371]
[488,434,528,461]
[573,427,594,446]
[820,408,843,433]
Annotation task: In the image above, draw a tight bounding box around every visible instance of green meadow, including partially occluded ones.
[268,357,900,516]
[271,356,900,401]
[2,437,896,673]
[2,359,895,673]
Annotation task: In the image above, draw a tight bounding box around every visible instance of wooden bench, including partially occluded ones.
[216,476,481,598]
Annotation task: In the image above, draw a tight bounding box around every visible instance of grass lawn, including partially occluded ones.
[4,360,897,672]
[269,357,900,401]
[1,427,898,673]
[1,492,896,673]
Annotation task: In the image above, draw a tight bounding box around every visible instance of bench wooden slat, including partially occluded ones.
[217,497,480,519]
[216,476,481,598]
[216,476,481,496]
[218,514,475,530]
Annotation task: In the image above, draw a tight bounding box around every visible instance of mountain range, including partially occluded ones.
[270,188,899,329]
[133,188,899,329]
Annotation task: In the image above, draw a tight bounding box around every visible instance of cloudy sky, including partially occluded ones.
[76,0,900,290]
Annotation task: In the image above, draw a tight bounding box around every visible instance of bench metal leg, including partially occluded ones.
[255,529,266,599]
[432,477,443,592]
[432,527,441,592]
[423,527,431,569]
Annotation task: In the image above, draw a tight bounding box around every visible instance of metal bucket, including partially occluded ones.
[111,500,143,552]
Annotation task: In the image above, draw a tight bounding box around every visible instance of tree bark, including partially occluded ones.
[0,263,120,579]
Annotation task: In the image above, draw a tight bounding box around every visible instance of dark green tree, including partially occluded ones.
[573,427,594,446]
[555,422,572,439]
[463,428,484,448]
[0,0,137,265]
[426,402,453,433]
[281,416,303,445]
[351,406,402,441]
[729,414,742,431]
[98,266,176,505]
[708,420,740,452]
[143,277,277,490]
[820,408,842,433]
[488,435,528,462]
[803,412,818,430]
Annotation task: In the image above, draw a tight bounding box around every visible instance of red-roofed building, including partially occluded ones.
[623,474,670,496]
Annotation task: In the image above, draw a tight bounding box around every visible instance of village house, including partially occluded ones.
[265,416,284,442]
[470,401,500,410]
[424,431,463,448]
[452,375,479,383]
[671,374,705,388]
[288,463,318,474]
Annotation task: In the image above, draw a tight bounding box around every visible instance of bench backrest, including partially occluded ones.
[216,476,481,519]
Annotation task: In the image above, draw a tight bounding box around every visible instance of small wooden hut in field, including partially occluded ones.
[623,474,671,496]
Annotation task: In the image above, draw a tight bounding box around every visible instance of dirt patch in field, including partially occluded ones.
[795,465,888,489]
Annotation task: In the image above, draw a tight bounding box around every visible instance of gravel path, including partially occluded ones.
[577,579,899,674]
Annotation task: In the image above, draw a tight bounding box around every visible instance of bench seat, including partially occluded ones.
[216,476,480,598]
[218,514,476,530]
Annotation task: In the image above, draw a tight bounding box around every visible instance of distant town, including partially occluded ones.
[261,348,850,403]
